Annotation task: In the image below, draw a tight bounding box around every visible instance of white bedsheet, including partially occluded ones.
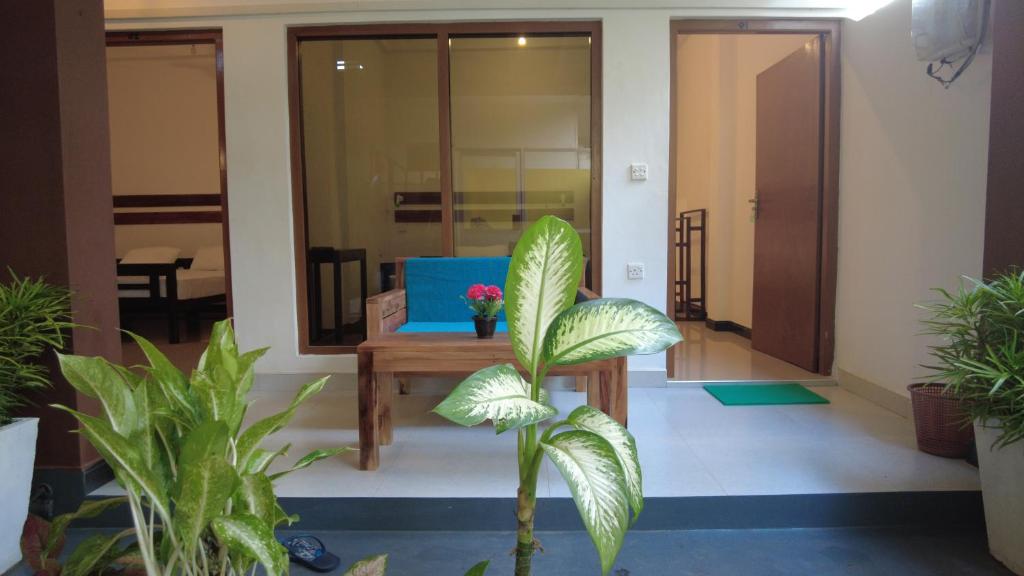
[118,269,225,301]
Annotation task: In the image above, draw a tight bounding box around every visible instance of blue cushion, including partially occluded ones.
[404,257,511,322]
[397,321,508,334]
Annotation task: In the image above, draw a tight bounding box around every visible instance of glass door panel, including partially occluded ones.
[449,35,592,259]
[298,37,440,346]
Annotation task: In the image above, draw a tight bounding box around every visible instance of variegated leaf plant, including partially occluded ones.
[435,216,682,575]
[47,320,391,576]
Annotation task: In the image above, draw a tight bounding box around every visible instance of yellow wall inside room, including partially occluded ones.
[675,33,815,329]
[106,43,223,259]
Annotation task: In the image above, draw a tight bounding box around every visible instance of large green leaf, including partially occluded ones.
[567,405,643,525]
[233,474,277,527]
[464,560,490,576]
[174,456,238,556]
[343,554,388,576]
[178,420,229,472]
[190,368,237,425]
[126,331,198,425]
[198,320,240,375]
[210,513,287,576]
[61,532,130,576]
[505,215,583,376]
[543,298,682,366]
[235,376,329,466]
[51,406,171,523]
[44,497,128,560]
[57,353,139,437]
[542,430,629,576]
[244,443,292,475]
[268,447,351,480]
[433,364,557,433]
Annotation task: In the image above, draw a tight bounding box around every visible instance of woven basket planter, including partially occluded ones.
[908,383,974,458]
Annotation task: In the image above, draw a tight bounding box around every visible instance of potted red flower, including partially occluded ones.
[464,283,503,338]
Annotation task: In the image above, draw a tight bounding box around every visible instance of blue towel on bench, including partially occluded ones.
[396,321,508,334]
[404,257,511,323]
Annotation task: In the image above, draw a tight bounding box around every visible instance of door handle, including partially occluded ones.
[748,194,759,222]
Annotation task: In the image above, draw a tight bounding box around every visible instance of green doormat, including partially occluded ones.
[703,382,830,406]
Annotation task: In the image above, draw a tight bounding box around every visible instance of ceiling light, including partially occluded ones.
[517,36,527,47]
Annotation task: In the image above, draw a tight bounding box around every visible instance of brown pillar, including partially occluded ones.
[983,0,1024,275]
[0,0,120,514]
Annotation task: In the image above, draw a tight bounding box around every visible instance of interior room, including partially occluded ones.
[1,0,1021,575]
[671,32,833,383]
[105,38,230,370]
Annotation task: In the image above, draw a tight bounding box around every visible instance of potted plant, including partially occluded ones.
[45,319,396,576]
[463,283,504,339]
[436,216,682,575]
[0,272,72,573]
[921,271,1024,573]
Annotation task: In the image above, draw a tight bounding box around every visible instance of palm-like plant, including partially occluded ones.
[434,216,682,575]
[920,270,1024,448]
[0,271,73,426]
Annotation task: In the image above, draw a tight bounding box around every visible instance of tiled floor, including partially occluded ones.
[671,321,831,382]
[94,379,980,498]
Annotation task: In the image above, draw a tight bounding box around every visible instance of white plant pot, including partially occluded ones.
[975,421,1024,575]
[0,418,39,573]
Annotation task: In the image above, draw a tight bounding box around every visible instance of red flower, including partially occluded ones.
[466,284,487,300]
[485,285,503,300]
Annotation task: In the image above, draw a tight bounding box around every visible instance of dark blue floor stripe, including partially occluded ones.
[76,491,985,531]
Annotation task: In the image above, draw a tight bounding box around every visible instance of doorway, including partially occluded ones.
[106,30,231,371]
[667,20,840,381]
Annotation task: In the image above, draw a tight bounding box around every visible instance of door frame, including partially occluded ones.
[287,21,603,354]
[105,29,233,316]
[667,19,841,378]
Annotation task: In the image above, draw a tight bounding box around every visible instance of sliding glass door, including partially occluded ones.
[290,23,600,352]
[450,35,592,261]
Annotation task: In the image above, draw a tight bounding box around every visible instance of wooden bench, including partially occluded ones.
[357,333,626,471]
[357,256,625,471]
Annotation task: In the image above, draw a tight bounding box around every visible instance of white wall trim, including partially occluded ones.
[628,368,668,388]
[105,1,859,21]
[836,368,911,418]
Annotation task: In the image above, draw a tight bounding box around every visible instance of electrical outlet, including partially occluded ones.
[626,262,645,280]
[629,163,648,181]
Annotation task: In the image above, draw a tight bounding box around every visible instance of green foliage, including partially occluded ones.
[52,320,351,576]
[434,216,682,575]
[920,270,1024,448]
[0,271,73,425]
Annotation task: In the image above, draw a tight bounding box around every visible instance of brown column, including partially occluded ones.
[0,0,120,513]
[983,0,1024,275]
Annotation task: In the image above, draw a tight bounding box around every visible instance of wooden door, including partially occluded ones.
[751,37,823,372]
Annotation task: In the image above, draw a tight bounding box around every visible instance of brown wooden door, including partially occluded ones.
[751,37,823,372]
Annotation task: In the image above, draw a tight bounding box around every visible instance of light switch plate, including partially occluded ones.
[630,163,648,181]
[626,262,645,280]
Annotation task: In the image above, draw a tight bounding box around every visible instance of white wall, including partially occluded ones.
[102,0,932,383]
[836,0,991,398]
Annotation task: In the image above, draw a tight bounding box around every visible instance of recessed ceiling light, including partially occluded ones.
[517,36,527,47]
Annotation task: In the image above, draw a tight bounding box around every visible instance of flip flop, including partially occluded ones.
[280,535,340,573]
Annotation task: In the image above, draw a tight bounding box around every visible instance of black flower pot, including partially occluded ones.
[474,316,497,339]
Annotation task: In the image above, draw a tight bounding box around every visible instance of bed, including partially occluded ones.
[117,246,227,344]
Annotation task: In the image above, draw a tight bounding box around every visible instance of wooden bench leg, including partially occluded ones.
[585,364,627,428]
[575,375,587,393]
[612,357,628,427]
[358,350,379,471]
[586,370,600,408]
[377,372,394,446]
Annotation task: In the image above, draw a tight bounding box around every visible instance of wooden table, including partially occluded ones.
[357,332,628,471]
